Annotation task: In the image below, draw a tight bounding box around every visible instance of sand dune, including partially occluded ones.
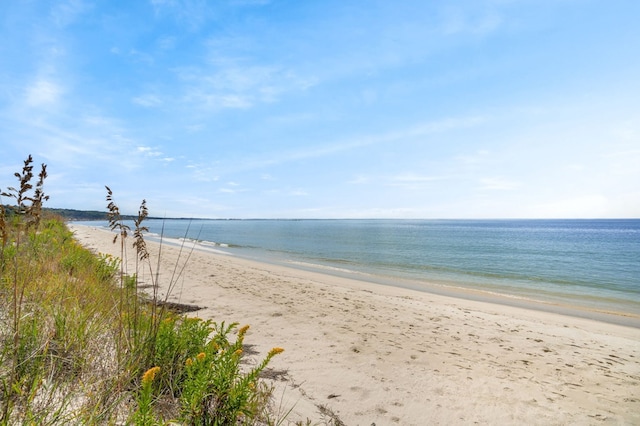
[70,224,640,425]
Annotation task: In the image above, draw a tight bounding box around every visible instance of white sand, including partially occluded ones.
[70,224,640,425]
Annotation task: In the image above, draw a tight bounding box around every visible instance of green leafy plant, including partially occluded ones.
[133,366,162,426]
[0,156,290,425]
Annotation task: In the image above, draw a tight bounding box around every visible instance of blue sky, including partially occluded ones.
[1,0,639,218]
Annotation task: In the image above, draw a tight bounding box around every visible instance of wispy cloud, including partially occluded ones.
[150,0,213,31]
[219,182,249,194]
[348,175,371,185]
[137,146,163,157]
[232,115,487,172]
[50,0,92,27]
[175,60,316,111]
[440,7,503,36]
[186,163,220,183]
[478,177,521,191]
[132,94,163,107]
[384,174,451,191]
[157,36,177,50]
[128,49,155,65]
[25,79,64,107]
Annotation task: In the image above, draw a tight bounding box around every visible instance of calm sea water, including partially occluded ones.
[80,219,640,315]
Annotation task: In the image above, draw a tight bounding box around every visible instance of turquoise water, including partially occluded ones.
[81,219,640,315]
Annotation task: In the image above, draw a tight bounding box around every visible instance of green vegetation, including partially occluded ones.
[0,156,286,425]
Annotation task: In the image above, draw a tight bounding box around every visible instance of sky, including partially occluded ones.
[1,0,639,219]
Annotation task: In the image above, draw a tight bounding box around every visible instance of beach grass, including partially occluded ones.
[0,156,285,425]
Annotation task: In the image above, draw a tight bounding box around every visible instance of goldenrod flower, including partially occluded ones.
[141,366,160,385]
[185,358,193,367]
[268,347,284,357]
[238,324,250,336]
[196,352,206,361]
[233,349,243,357]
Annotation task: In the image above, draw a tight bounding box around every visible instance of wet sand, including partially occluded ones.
[70,224,640,425]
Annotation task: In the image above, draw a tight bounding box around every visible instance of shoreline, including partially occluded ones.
[147,229,640,329]
[275,259,640,329]
[69,224,640,425]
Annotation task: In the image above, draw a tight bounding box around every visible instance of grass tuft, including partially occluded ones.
[0,156,287,425]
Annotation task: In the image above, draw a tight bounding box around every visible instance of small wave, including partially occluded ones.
[286,260,373,277]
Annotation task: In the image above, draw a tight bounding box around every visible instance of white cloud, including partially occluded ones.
[217,94,252,109]
[133,94,163,107]
[25,79,63,106]
[157,36,177,50]
[440,6,503,36]
[348,175,370,185]
[50,0,91,27]
[150,0,211,31]
[174,51,317,111]
[128,49,154,64]
[137,146,164,157]
[187,163,220,182]
[182,91,252,109]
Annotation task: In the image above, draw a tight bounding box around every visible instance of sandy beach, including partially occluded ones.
[69,224,640,425]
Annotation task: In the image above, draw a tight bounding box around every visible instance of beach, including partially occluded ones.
[70,224,640,425]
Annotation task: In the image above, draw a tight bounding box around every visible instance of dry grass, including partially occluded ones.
[1,155,287,425]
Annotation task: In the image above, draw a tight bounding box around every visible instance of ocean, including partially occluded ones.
[79,219,640,317]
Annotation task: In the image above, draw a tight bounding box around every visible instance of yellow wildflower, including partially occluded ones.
[268,347,284,357]
[185,358,193,367]
[196,352,206,362]
[233,349,243,357]
[141,366,160,385]
[238,324,250,336]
